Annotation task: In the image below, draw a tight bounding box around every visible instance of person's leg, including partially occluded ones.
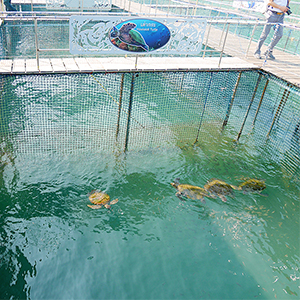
[254,23,272,56]
[268,15,285,51]
[254,11,275,57]
[265,14,285,59]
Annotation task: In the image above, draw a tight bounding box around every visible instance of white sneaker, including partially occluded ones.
[264,51,276,60]
[254,53,261,59]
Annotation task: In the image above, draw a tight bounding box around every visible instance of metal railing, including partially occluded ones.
[1,12,300,65]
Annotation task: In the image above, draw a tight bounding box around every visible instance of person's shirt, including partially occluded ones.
[268,0,288,12]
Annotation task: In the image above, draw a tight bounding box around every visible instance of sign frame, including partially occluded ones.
[69,16,207,55]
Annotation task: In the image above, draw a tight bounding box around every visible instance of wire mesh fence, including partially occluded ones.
[0,69,299,180]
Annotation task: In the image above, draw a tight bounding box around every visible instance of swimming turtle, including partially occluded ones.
[170,178,212,203]
[87,190,118,209]
[237,178,266,193]
[110,22,149,51]
[204,179,235,202]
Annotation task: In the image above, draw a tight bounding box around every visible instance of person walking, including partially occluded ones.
[254,0,290,60]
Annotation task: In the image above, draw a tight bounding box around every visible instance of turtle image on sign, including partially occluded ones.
[109,19,171,53]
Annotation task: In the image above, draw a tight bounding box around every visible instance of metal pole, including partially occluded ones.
[202,21,212,58]
[245,22,258,58]
[219,14,228,47]
[293,36,300,55]
[128,0,131,12]
[194,72,213,144]
[266,84,291,139]
[218,23,230,68]
[34,17,40,71]
[179,72,185,93]
[208,8,212,18]
[283,29,292,51]
[252,78,269,127]
[124,73,136,152]
[116,73,125,139]
[222,71,242,130]
[235,73,262,142]
[193,0,198,15]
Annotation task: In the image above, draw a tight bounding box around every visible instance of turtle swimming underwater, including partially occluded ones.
[237,178,266,193]
[87,190,118,209]
[204,179,235,202]
[170,178,212,203]
[110,22,149,52]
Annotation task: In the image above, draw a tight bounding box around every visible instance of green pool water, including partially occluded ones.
[0,72,299,299]
[0,131,299,299]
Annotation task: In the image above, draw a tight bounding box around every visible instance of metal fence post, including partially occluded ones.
[283,28,292,51]
[266,83,291,139]
[235,73,262,142]
[252,78,269,127]
[218,23,230,68]
[202,21,212,58]
[124,73,136,152]
[245,21,258,58]
[194,72,213,144]
[222,71,242,130]
[116,73,125,140]
[34,17,40,71]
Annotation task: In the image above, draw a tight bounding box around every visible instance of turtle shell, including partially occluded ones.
[204,179,234,195]
[238,179,266,192]
[171,182,212,202]
[88,191,110,205]
[177,184,210,199]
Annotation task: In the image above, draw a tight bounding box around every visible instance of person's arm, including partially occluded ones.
[268,0,289,12]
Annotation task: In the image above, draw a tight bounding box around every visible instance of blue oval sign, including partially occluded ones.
[109,19,171,53]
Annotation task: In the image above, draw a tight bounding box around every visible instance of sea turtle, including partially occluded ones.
[87,190,119,209]
[110,23,149,52]
[170,178,212,203]
[204,179,235,203]
[237,178,266,193]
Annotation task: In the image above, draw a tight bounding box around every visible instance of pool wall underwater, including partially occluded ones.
[0,69,299,299]
[0,69,299,179]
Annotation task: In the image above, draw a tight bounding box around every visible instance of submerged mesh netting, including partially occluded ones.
[0,70,299,180]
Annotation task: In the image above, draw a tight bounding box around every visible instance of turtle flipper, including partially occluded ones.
[218,195,227,202]
[174,178,180,185]
[208,193,217,199]
[87,204,103,209]
[110,198,119,205]
[175,191,185,201]
[129,29,149,51]
[194,194,206,204]
[230,184,239,190]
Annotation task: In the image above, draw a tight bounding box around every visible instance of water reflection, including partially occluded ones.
[1,143,298,299]
[0,21,69,59]
[207,188,299,298]
[0,74,299,298]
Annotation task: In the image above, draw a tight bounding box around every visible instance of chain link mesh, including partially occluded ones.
[0,70,299,179]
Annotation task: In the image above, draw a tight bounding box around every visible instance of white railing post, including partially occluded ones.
[34,16,40,71]
[245,21,258,58]
[218,22,230,68]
